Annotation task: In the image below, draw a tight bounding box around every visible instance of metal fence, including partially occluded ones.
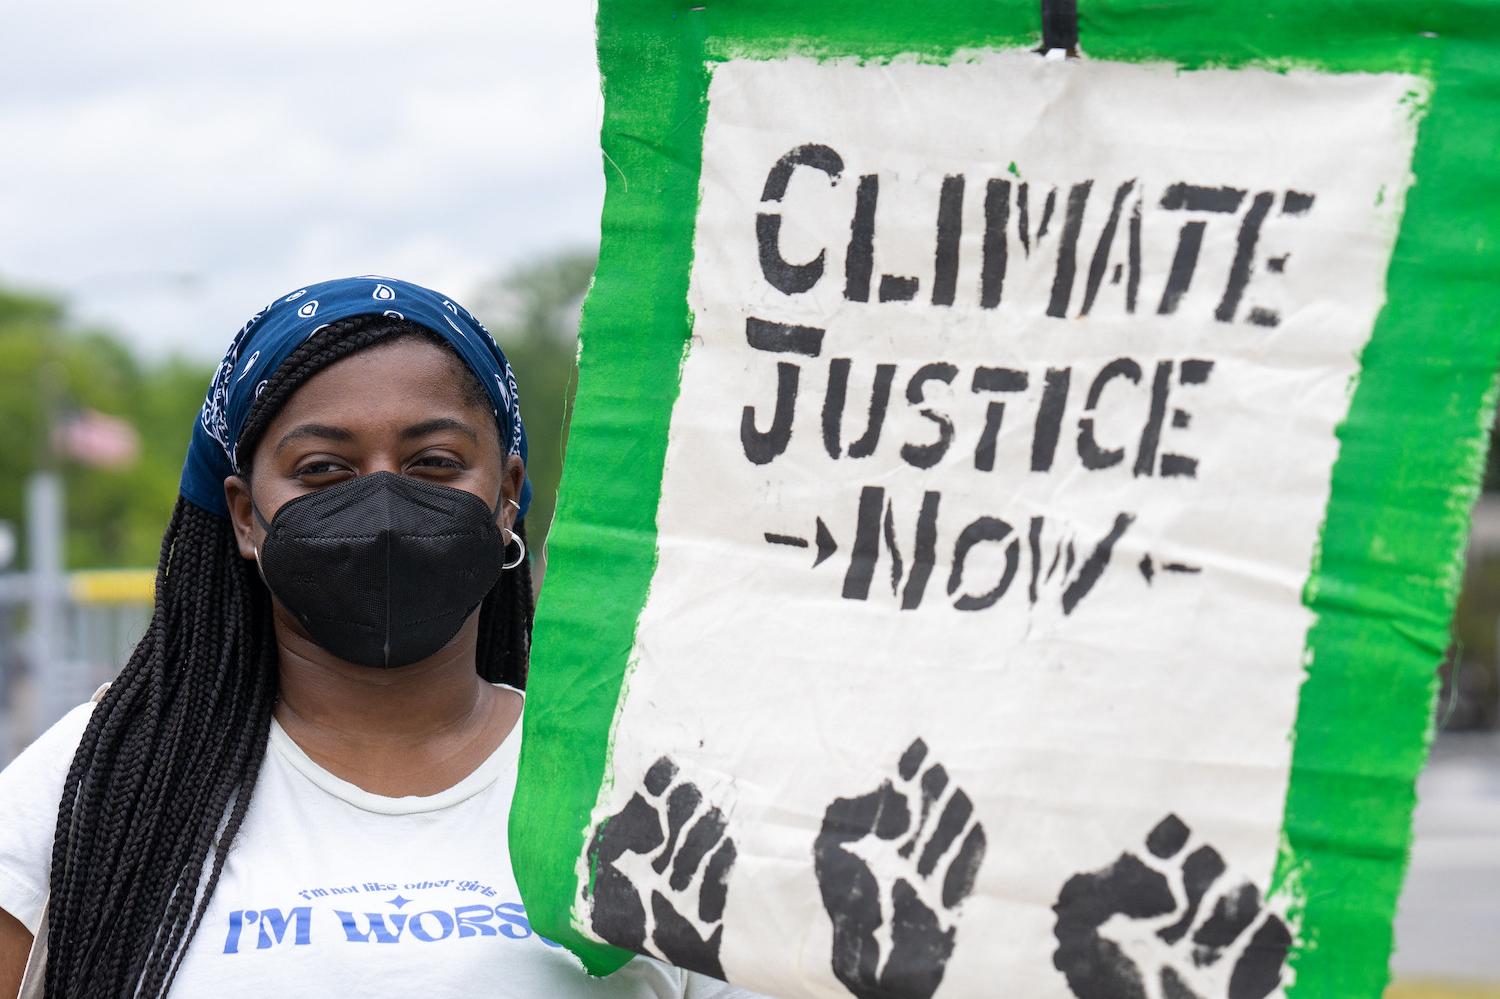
[0,569,152,762]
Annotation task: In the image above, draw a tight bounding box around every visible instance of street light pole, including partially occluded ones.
[26,356,80,730]
[26,470,70,727]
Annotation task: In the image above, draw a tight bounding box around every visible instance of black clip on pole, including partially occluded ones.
[1040,0,1080,57]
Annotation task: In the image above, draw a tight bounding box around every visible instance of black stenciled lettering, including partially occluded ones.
[1133,360,1174,477]
[882,501,904,595]
[1031,367,1072,472]
[980,179,1011,309]
[901,363,959,469]
[841,487,942,609]
[1027,516,1044,605]
[1238,190,1314,329]
[740,317,825,465]
[1047,181,1094,318]
[760,144,844,201]
[1157,221,1206,315]
[1156,183,1245,316]
[947,517,1021,612]
[1159,359,1214,478]
[1017,183,1058,258]
[1061,513,1135,614]
[970,366,1028,472]
[844,174,879,302]
[931,175,965,307]
[1080,180,1138,316]
[745,316,825,356]
[1159,454,1197,477]
[1017,182,1032,256]
[823,359,896,459]
[1179,358,1214,385]
[842,486,885,601]
[741,364,799,465]
[821,358,852,459]
[1036,188,1057,243]
[878,274,920,302]
[1281,190,1315,216]
[1159,183,1246,214]
[1077,357,1143,470]
[1126,196,1143,312]
[756,144,845,295]
[1216,191,1275,323]
[901,491,943,610]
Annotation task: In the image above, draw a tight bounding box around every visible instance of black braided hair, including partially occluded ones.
[44,314,534,996]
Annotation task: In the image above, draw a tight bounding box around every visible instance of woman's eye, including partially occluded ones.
[411,455,464,472]
[295,461,351,478]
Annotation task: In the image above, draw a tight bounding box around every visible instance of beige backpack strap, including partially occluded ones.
[17,899,47,999]
[18,682,112,997]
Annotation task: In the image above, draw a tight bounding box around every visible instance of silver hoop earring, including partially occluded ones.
[502,528,526,571]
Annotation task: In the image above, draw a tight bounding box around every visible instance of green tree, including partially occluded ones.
[472,249,594,578]
[0,285,210,570]
[0,248,594,574]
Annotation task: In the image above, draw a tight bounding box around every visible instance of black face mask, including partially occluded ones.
[253,471,507,668]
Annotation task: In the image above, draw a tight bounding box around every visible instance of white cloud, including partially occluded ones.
[0,0,603,359]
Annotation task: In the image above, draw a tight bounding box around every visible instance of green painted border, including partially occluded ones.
[511,0,1500,991]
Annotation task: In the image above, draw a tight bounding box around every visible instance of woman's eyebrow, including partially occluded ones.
[400,417,479,444]
[275,423,354,455]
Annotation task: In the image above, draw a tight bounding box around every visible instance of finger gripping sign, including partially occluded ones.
[511,2,1500,997]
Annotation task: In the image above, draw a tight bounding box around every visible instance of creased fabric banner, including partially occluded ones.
[511,3,1500,998]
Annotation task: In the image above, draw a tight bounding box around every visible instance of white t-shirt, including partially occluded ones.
[0,696,760,998]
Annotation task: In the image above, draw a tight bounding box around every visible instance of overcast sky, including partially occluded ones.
[0,1,603,360]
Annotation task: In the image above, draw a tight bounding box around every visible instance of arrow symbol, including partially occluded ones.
[763,517,839,569]
[1139,553,1201,584]
[813,517,837,568]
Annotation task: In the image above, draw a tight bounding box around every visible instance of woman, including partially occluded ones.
[0,277,759,998]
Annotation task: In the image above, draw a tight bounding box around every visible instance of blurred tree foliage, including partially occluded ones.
[0,286,209,569]
[472,249,593,576]
[0,249,591,575]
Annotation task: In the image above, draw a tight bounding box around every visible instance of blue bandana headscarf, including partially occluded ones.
[180,276,530,520]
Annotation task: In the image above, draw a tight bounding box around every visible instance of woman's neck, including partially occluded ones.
[271,614,521,796]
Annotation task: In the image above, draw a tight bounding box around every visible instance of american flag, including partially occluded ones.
[52,408,141,468]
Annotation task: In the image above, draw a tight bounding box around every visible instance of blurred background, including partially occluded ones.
[0,3,1494,997]
[0,0,601,745]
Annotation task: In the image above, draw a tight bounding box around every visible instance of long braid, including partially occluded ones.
[45,313,534,996]
[478,520,533,687]
[47,502,276,997]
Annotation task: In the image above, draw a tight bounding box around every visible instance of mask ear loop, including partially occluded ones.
[502,498,525,570]
[249,499,274,586]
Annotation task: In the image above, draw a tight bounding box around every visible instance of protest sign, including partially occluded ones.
[512,2,1500,996]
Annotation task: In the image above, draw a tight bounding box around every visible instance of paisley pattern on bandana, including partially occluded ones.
[180,276,531,520]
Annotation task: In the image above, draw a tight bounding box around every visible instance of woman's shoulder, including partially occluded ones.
[1,697,98,796]
[0,698,99,933]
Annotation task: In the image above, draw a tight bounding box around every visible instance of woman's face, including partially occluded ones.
[223,336,524,564]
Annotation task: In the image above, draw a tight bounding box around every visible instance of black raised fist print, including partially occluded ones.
[813,738,987,999]
[1053,813,1293,999]
[584,756,737,979]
